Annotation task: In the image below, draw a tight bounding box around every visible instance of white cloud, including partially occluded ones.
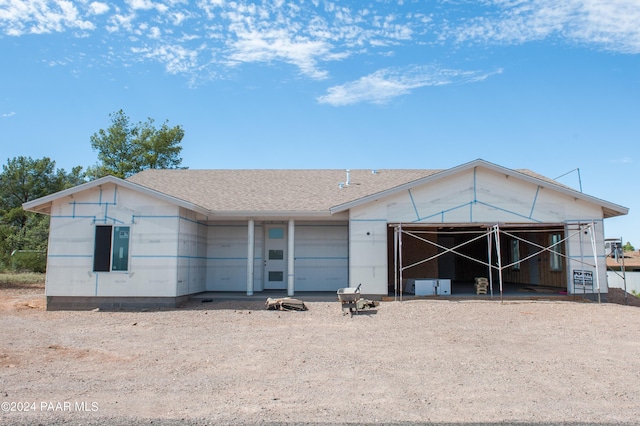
[0,1,419,79]
[317,65,501,106]
[2,111,16,117]
[570,0,640,53]
[1,0,638,95]
[221,3,339,79]
[131,43,201,74]
[448,0,640,54]
[127,0,155,11]
[226,28,333,80]
[106,10,136,33]
[217,2,421,80]
[0,0,95,35]
[171,10,187,25]
[148,25,160,39]
[88,2,109,15]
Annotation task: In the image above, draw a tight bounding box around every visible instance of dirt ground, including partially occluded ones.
[1,283,640,425]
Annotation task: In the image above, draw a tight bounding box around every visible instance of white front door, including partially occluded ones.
[264,225,287,290]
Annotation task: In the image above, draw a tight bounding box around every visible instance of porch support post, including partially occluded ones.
[487,230,494,298]
[399,223,403,302]
[494,224,504,303]
[394,225,398,301]
[246,219,255,296]
[588,221,602,303]
[287,219,295,296]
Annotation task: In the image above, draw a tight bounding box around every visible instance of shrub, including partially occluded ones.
[11,251,46,273]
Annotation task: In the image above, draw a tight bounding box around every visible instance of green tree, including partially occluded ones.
[59,165,87,189]
[0,156,85,271]
[623,242,635,252]
[88,110,186,179]
[0,157,61,229]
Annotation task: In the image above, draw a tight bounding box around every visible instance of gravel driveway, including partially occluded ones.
[1,286,639,425]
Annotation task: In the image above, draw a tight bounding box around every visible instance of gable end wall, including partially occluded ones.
[349,167,609,294]
[45,183,182,300]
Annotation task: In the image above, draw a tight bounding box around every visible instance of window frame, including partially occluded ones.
[549,233,563,271]
[93,225,131,272]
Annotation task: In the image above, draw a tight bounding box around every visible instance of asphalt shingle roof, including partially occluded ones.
[124,163,620,217]
[23,160,627,219]
[126,169,442,213]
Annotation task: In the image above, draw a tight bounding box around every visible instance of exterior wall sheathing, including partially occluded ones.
[349,167,609,295]
[177,207,207,296]
[39,165,615,307]
[45,183,183,309]
[205,221,348,293]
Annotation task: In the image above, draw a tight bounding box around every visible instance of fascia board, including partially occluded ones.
[490,164,629,218]
[23,175,211,218]
[208,210,338,219]
[22,176,120,212]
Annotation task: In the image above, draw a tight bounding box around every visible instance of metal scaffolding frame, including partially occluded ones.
[391,222,602,302]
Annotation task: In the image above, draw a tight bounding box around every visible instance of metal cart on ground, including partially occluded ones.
[337,284,362,315]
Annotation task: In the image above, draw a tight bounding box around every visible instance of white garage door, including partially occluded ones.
[294,223,348,291]
[206,224,248,291]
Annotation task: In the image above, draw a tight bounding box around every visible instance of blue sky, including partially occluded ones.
[1,0,638,245]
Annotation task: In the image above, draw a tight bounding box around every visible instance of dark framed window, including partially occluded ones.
[93,225,130,272]
[268,271,284,282]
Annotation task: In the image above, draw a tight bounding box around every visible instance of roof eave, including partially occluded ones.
[23,176,120,214]
[603,206,629,219]
[23,175,212,219]
[207,210,345,219]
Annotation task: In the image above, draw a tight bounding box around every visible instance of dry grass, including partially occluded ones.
[0,272,45,290]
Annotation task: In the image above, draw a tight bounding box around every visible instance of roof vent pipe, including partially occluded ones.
[346,169,350,186]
